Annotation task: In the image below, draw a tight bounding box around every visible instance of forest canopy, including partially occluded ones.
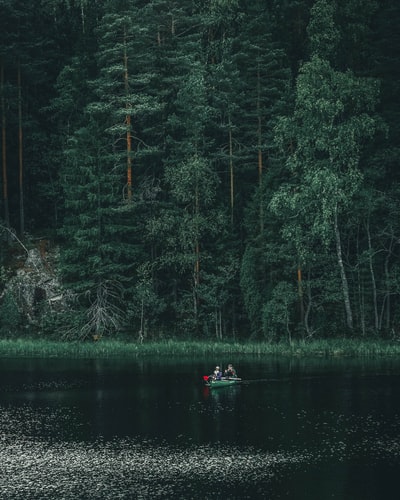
[1,0,400,342]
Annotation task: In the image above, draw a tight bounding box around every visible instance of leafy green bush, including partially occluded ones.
[0,293,23,338]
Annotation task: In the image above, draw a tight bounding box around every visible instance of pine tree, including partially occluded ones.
[57,1,166,337]
[236,2,293,337]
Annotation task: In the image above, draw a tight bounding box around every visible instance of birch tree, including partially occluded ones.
[270,0,379,332]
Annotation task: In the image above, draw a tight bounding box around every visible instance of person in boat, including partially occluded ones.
[224,363,237,378]
[212,366,222,380]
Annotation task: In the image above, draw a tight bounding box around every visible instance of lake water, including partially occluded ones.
[0,355,399,499]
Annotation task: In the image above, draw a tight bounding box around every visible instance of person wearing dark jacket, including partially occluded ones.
[224,364,237,378]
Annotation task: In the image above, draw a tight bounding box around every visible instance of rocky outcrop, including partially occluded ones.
[1,245,68,326]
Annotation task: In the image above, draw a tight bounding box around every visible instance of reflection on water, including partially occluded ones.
[0,413,295,499]
[0,355,400,498]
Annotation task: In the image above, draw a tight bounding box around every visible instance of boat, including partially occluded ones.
[203,375,242,388]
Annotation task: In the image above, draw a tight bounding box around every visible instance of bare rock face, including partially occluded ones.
[2,246,67,326]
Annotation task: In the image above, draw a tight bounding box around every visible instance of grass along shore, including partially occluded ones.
[0,337,400,358]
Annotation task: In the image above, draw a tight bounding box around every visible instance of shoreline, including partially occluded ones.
[1,337,400,359]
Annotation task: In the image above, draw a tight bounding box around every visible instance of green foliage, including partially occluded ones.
[262,281,297,341]
[0,265,12,290]
[240,245,264,337]
[0,293,23,338]
[271,54,379,247]
[0,0,399,341]
[126,263,166,339]
[260,2,380,337]
[307,0,339,60]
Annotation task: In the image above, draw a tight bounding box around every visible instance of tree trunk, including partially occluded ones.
[124,27,132,201]
[215,308,222,340]
[334,210,353,330]
[358,272,366,336]
[18,61,24,236]
[356,225,366,335]
[1,61,10,231]
[193,177,200,330]
[304,269,312,337]
[228,116,234,227]
[380,234,395,331]
[366,220,379,331]
[80,0,85,34]
[256,64,263,235]
[297,266,304,325]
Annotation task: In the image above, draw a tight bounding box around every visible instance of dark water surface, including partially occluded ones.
[1,355,399,499]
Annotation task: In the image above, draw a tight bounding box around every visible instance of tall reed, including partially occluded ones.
[0,338,400,359]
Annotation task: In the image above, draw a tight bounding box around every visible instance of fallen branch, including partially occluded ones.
[0,224,40,273]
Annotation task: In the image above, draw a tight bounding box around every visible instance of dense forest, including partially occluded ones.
[0,0,399,342]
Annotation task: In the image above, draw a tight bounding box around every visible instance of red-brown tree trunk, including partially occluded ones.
[1,61,10,230]
[18,61,24,235]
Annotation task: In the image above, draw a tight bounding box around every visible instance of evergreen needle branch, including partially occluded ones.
[0,224,40,273]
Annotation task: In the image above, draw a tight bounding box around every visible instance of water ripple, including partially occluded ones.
[1,405,400,499]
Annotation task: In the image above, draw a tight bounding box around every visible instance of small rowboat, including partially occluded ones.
[203,375,242,388]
